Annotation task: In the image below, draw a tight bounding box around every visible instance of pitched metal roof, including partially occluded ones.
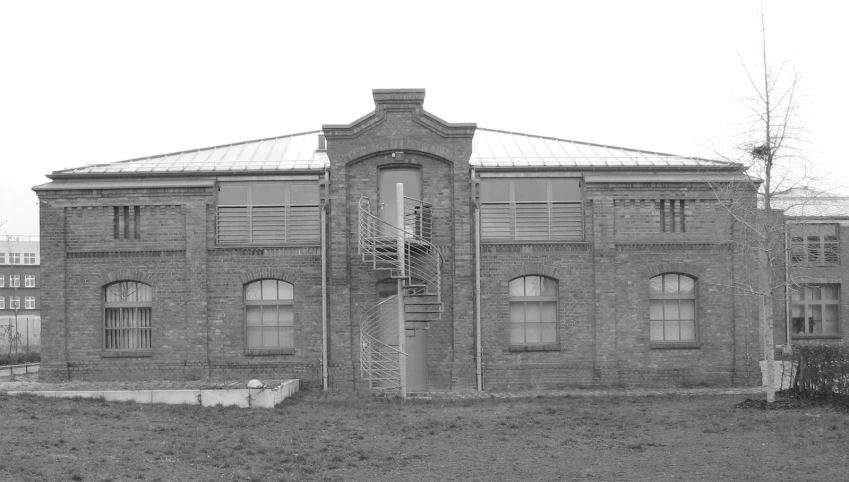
[52,131,328,176]
[470,128,733,169]
[772,188,849,218]
[51,128,735,177]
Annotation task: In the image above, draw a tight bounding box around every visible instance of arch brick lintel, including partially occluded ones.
[100,270,154,287]
[506,263,561,281]
[334,139,462,166]
[644,262,706,280]
[238,268,299,285]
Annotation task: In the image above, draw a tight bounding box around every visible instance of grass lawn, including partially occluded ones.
[1,390,848,481]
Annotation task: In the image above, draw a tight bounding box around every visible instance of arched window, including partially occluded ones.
[508,275,558,346]
[649,274,696,342]
[245,279,294,349]
[104,281,152,350]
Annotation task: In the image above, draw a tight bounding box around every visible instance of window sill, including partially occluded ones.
[650,342,701,350]
[243,348,295,356]
[101,350,153,358]
[508,344,560,352]
[791,334,842,340]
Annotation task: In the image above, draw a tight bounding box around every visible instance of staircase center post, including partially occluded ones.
[396,182,407,398]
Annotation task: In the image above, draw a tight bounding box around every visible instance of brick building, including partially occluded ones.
[773,189,849,346]
[0,235,41,357]
[34,89,770,390]
[0,235,41,319]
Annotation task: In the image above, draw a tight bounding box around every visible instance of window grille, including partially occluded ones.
[104,281,152,350]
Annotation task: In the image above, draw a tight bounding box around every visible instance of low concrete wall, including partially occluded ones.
[7,379,299,409]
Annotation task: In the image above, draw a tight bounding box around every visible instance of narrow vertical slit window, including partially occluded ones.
[134,206,141,240]
[123,206,130,239]
[660,200,686,233]
[114,207,120,239]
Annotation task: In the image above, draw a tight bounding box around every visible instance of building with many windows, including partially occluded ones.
[772,189,849,345]
[0,235,41,319]
[34,89,782,390]
[0,235,41,356]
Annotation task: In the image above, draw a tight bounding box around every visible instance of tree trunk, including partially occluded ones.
[758,247,776,402]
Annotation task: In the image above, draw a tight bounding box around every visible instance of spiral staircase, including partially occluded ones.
[358,195,443,393]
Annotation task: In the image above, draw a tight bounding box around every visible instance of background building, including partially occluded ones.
[34,89,770,390]
[0,235,41,358]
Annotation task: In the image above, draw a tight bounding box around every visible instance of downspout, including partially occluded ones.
[784,225,791,346]
[471,167,483,392]
[321,168,329,391]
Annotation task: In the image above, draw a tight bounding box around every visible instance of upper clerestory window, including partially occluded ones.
[216,181,320,246]
[480,178,583,242]
[790,224,839,266]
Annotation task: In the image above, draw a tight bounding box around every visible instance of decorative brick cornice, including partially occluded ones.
[505,262,561,281]
[238,267,299,285]
[483,243,590,253]
[99,269,155,287]
[617,243,731,251]
[209,247,320,257]
[68,250,185,259]
[322,89,475,143]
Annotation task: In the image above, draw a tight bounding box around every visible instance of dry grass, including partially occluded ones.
[1,390,848,481]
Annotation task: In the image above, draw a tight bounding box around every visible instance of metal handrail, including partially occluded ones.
[357,197,443,392]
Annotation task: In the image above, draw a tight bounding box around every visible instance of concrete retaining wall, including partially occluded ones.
[7,379,299,409]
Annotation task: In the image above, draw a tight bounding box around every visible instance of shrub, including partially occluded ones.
[0,352,40,366]
[788,345,849,398]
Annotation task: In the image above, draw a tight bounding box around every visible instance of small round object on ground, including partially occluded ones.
[247,379,264,388]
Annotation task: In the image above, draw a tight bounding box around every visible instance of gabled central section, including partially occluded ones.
[322,89,476,153]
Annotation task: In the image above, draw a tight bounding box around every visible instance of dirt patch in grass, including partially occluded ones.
[1,390,848,481]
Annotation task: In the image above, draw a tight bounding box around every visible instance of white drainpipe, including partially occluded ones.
[321,168,329,390]
[472,167,483,392]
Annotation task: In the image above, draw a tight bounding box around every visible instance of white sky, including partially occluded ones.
[1,0,847,235]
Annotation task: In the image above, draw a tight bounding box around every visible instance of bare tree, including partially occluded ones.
[708,12,819,403]
[2,227,22,367]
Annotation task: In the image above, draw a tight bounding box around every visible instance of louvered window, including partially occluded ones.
[790,224,839,265]
[216,182,320,245]
[480,179,583,241]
